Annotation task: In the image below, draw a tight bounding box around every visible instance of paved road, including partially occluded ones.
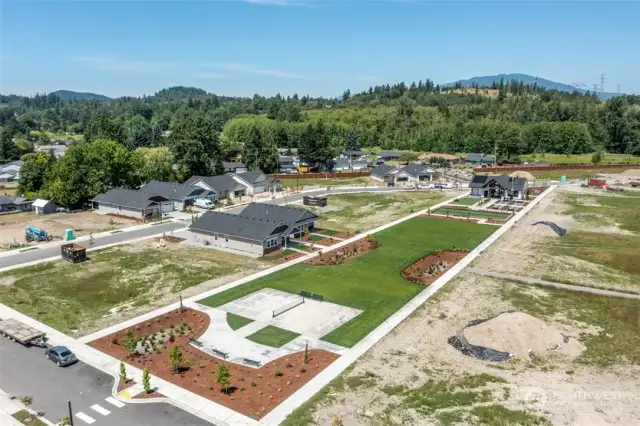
[0,222,186,270]
[467,268,640,300]
[0,338,213,426]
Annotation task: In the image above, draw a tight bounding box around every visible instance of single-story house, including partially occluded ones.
[0,196,33,213]
[185,172,282,202]
[333,159,368,172]
[339,150,369,161]
[189,203,319,256]
[91,188,171,219]
[0,170,17,182]
[0,160,23,182]
[32,199,56,215]
[465,153,496,165]
[139,180,216,211]
[378,151,400,161]
[469,174,528,200]
[371,163,436,186]
[279,156,297,173]
[418,153,461,164]
[223,162,248,174]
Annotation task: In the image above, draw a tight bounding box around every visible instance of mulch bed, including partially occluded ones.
[303,237,380,266]
[154,236,186,244]
[89,308,339,419]
[133,390,166,399]
[402,250,469,285]
[261,248,306,264]
[117,379,136,393]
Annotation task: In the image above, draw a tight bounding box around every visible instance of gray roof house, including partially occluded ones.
[279,156,297,173]
[333,159,368,172]
[0,195,33,213]
[466,153,496,165]
[185,172,282,202]
[371,163,435,186]
[378,151,400,161]
[0,160,23,182]
[91,188,172,219]
[469,174,528,200]
[189,203,319,256]
[140,180,215,210]
[223,162,248,174]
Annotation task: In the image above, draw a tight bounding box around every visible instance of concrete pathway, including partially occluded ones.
[466,268,640,300]
[0,389,55,426]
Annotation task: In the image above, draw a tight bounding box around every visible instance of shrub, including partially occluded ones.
[250,381,257,387]
[285,362,293,368]
[142,368,151,394]
[216,364,231,394]
[169,335,175,342]
[274,369,283,377]
[300,367,307,373]
[169,346,184,374]
[119,360,127,383]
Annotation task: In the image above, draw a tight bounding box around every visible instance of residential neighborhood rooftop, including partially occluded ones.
[91,188,168,210]
[189,210,286,242]
[141,180,213,200]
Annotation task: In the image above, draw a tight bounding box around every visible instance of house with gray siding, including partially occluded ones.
[371,163,435,186]
[469,174,528,200]
[189,203,319,256]
[0,196,33,213]
[185,172,282,203]
[91,188,171,219]
[139,180,216,211]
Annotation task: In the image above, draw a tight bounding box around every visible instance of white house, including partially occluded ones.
[185,172,282,203]
[139,180,216,211]
[371,163,436,186]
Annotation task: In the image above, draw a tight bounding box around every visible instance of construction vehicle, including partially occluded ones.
[25,226,52,242]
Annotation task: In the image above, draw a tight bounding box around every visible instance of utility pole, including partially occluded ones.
[68,399,74,426]
[592,83,598,93]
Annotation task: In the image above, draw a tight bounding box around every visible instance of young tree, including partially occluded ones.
[0,129,18,162]
[169,345,184,374]
[216,364,231,394]
[142,367,151,394]
[119,360,127,383]
[121,329,138,357]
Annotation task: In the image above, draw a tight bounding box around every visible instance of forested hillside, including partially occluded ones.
[1,81,639,207]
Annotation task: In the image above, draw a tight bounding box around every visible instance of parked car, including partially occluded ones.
[45,346,77,367]
[405,183,417,189]
[194,198,214,209]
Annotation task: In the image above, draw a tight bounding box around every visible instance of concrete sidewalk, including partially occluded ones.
[0,389,56,426]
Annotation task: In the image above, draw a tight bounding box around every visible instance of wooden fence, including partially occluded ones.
[474,163,640,173]
[272,171,371,180]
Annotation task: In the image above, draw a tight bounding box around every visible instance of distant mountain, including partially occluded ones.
[445,73,622,100]
[52,90,111,101]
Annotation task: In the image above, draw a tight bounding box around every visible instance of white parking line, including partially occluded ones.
[75,412,96,424]
[105,397,125,408]
[90,404,111,416]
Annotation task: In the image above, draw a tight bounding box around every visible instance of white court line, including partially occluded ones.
[104,397,125,408]
[75,412,96,424]
[90,404,111,416]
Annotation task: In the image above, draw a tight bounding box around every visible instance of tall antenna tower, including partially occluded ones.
[600,74,606,93]
[592,83,598,93]
[617,84,620,94]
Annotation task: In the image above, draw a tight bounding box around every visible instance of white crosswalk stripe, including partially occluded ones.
[75,412,96,424]
[105,397,125,408]
[90,404,111,416]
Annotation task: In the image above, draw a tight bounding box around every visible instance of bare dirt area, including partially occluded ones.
[401,250,468,285]
[301,274,639,426]
[303,237,380,266]
[0,211,135,250]
[90,308,339,419]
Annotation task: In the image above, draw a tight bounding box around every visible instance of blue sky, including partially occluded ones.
[1,0,638,97]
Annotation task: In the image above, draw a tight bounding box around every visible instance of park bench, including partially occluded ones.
[189,338,203,347]
[243,358,261,367]
[212,348,228,359]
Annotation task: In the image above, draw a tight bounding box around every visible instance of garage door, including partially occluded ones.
[161,202,174,213]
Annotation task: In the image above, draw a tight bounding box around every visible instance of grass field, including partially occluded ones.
[0,244,254,335]
[12,410,48,426]
[308,191,455,232]
[450,196,480,206]
[527,168,637,181]
[280,177,372,188]
[226,312,254,331]
[434,208,511,220]
[246,325,301,347]
[199,218,496,347]
[259,249,298,261]
[520,153,640,165]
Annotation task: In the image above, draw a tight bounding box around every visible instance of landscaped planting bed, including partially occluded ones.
[259,248,305,264]
[303,237,380,266]
[432,208,512,220]
[450,196,480,206]
[89,308,339,418]
[199,218,496,348]
[401,250,469,285]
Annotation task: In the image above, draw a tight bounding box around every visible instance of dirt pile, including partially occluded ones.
[463,311,584,358]
[619,169,640,177]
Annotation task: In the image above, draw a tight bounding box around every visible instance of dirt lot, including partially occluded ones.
[0,239,269,335]
[307,190,465,232]
[0,211,135,250]
[90,308,339,419]
[283,187,640,426]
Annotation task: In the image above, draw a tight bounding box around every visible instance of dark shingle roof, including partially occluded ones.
[189,211,286,241]
[91,188,168,210]
[0,195,15,205]
[236,172,268,185]
[470,174,527,191]
[223,161,246,169]
[402,163,431,176]
[379,151,400,158]
[371,164,395,178]
[238,203,318,230]
[184,175,246,193]
[141,180,211,200]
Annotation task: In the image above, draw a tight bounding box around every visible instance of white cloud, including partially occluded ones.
[201,62,313,80]
[71,54,178,72]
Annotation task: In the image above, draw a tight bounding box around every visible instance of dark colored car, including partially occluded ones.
[45,346,77,367]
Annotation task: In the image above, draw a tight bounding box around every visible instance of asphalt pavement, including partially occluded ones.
[0,338,213,426]
[0,222,186,270]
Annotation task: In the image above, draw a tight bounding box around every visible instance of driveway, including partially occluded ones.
[0,338,213,425]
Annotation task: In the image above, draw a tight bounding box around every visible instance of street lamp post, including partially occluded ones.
[68,399,74,426]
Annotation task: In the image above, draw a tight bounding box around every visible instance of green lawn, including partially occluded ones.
[529,168,637,181]
[307,234,327,242]
[520,152,640,165]
[199,218,496,347]
[434,208,511,220]
[259,249,298,261]
[314,229,341,236]
[450,196,480,206]
[226,312,253,331]
[12,410,48,426]
[246,325,301,347]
